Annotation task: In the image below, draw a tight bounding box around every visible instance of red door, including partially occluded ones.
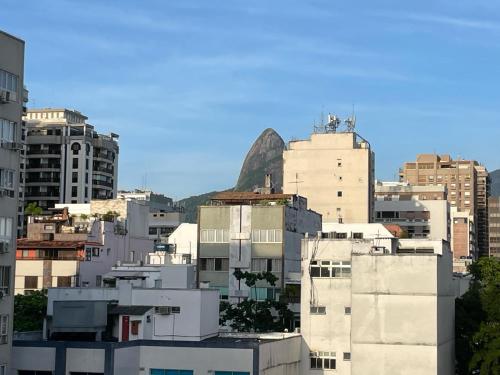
[122,316,129,341]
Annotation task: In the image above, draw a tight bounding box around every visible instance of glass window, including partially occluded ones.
[150,370,193,375]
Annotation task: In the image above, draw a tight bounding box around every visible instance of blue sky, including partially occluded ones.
[2,0,499,199]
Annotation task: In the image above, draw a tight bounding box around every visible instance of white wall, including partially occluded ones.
[66,348,105,373]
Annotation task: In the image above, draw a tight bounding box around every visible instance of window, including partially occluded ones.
[0,69,18,93]
[200,229,229,243]
[0,315,7,344]
[199,258,229,271]
[96,275,102,287]
[352,232,363,239]
[337,161,342,167]
[92,247,100,257]
[310,351,336,369]
[337,191,343,197]
[343,352,351,361]
[72,172,78,183]
[0,266,10,295]
[131,320,140,335]
[0,364,5,375]
[72,158,78,169]
[57,276,71,287]
[18,371,54,375]
[71,142,81,155]
[310,260,351,278]
[24,276,38,290]
[344,306,351,315]
[85,173,89,184]
[214,372,250,375]
[251,258,281,272]
[0,217,13,241]
[252,229,282,243]
[0,119,15,142]
[310,306,326,314]
[71,186,77,198]
[150,370,193,375]
[0,169,15,190]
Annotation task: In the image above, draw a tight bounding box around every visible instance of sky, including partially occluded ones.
[1,0,500,199]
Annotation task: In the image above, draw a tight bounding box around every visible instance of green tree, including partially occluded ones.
[24,202,43,216]
[14,290,47,332]
[456,257,500,374]
[220,270,294,332]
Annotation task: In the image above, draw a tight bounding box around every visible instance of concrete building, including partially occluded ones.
[283,117,374,223]
[0,29,25,373]
[23,108,119,214]
[198,191,321,310]
[12,264,301,374]
[149,223,198,265]
[374,181,450,241]
[488,196,500,258]
[301,225,454,375]
[400,154,489,257]
[118,190,185,241]
[15,199,154,294]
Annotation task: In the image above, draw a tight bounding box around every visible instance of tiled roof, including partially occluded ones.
[17,239,101,249]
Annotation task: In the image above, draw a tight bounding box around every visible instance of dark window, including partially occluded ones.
[57,276,71,287]
[18,371,54,375]
[71,142,81,155]
[352,232,363,239]
[85,159,89,169]
[71,186,77,197]
[72,158,78,169]
[337,191,343,197]
[24,276,38,289]
[72,172,78,183]
[85,187,88,198]
[343,352,351,361]
[85,173,89,184]
[345,306,351,315]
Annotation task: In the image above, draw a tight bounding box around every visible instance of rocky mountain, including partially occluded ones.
[178,128,285,223]
[491,169,500,196]
[235,128,285,192]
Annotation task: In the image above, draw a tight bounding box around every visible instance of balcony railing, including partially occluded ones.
[93,166,114,174]
[24,192,60,197]
[25,178,60,183]
[92,180,113,188]
[27,163,61,169]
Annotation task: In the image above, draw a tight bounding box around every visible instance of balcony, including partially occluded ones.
[92,180,113,188]
[27,163,61,170]
[25,178,60,184]
[27,149,61,156]
[24,191,60,198]
[93,166,114,174]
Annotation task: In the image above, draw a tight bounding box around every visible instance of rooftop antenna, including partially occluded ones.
[345,105,356,132]
[327,113,341,132]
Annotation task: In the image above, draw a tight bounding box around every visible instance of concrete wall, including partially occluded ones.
[284,132,374,223]
[259,336,301,375]
[66,348,105,373]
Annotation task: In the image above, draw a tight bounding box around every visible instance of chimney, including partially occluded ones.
[263,174,274,194]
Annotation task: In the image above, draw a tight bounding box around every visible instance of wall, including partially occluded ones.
[259,336,301,375]
[167,223,198,262]
[66,348,105,373]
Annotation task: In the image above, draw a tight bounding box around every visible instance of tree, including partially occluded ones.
[24,202,42,216]
[220,270,294,332]
[14,290,47,332]
[456,257,500,374]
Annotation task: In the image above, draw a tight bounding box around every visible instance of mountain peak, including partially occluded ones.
[234,128,285,192]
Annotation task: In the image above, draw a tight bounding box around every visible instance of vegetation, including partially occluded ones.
[456,257,500,374]
[24,202,43,216]
[79,213,89,221]
[220,270,294,332]
[14,290,47,332]
[101,210,120,222]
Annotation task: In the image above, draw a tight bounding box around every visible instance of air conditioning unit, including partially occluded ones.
[0,242,9,254]
[0,91,9,103]
[155,306,172,315]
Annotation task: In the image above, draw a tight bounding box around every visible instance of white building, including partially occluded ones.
[149,223,198,265]
[301,224,454,375]
[374,181,450,241]
[13,264,301,374]
[15,199,154,294]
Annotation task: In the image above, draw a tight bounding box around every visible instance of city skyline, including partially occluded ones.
[2,0,500,198]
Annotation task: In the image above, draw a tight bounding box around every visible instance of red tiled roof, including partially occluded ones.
[16,239,101,249]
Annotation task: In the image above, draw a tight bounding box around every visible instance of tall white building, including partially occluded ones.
[23,108,119,214]
[301,224,454,375]
[0,30,26,372]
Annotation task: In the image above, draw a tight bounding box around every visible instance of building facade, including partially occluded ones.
[374,182,450,241]
[283,122,374,224]
[301,225,454,375]
[0,30,25,372]
[15,200,154,294]
[198,192,321,306]
[23,108,119,214]
[400,154,489,258]
[488,196,500,258]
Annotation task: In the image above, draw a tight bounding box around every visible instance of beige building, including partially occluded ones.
[400,154,489,258]
[374,181,450,241]
[0,30,26,372]
[283,120,374,224]
[23,108,119,215]
[488,196,500,258]
[301,225,454,375]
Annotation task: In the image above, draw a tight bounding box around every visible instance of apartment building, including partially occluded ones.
[488,196,500,258]
[15,199,154,294]
[374,181,450,241]
[283,116,374,223]
[0,30,25,372]
[12,264,301,375]
[198,191,321,306]
[400,154,489,257]
[23,108,119,214]
[301,225,454,375]
[149,223,198,265]
[118,190,185,241]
